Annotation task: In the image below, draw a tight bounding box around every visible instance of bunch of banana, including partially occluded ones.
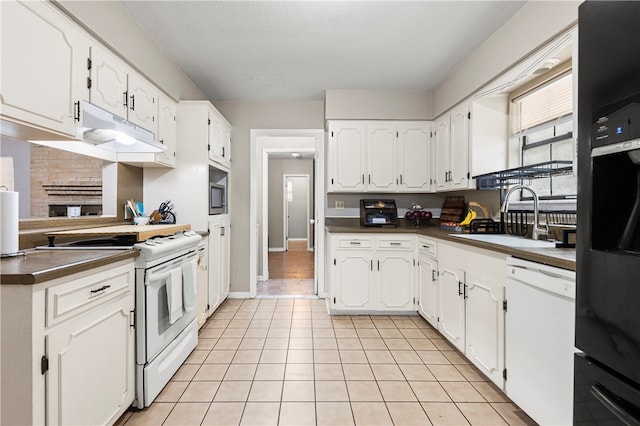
[459,209,477,226]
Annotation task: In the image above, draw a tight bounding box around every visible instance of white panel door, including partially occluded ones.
[0,1,90,136]
[377,251,414,311]
[47,298,134,426]
[367,123,396,192]
[327,122,366,192]
[450,107,470,190]
[90,44,129,118]
[434,119,449,191]
[208,223,222,314]
[332,251,374,310]
[465,272,504,386]
[127,72,158,133]
[398,123,431,192]
[418,254,439,328]
[438,265,466,352]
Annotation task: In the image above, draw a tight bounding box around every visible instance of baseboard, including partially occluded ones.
[228,292,253,299]
[268,247,285,252]
[288,238,307,241]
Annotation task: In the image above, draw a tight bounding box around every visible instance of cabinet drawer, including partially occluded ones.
[46,263,134,327]
[377,238,414,250]
[417,237,438,258]
[336,238,373,249]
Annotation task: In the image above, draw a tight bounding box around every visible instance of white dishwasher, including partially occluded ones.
[505,257,576,426]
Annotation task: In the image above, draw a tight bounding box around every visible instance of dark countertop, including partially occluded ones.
[1,249,139,285]
[326,220,576,271]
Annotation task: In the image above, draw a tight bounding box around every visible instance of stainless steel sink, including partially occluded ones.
[449,233,556,248]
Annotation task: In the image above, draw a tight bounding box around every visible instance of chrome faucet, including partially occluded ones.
[501,184,548,240]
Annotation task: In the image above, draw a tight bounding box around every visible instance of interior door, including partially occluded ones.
[284,175,309,251]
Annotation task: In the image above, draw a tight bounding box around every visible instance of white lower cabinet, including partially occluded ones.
[417,237,439,328]
[1,260,135,426]
[437,242,506,387]
[328,234,415,313]
[208,215,230,316]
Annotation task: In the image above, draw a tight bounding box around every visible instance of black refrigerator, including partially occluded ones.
[575,1,640,424]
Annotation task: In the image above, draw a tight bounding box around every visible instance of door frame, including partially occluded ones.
[283,174,310,252]
[249,129,325,298]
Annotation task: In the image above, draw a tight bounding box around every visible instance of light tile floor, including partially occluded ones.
[120,298,536,426]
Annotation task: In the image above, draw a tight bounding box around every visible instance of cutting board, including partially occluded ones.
[45,224,191,242]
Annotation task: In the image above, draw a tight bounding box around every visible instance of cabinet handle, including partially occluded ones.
[463,283,468,299]
[349,241,361,245]
[400,174,403,185]
[370,260,373,271]
[90,284,111,294]
[130,94,135,111]
[390,242,401,246]
[368,174,371,184]
[377,260,380,270]
[222,146,225,158]
[73,101,80,122]
[362,174,365,184]
[591,384,640,425]
[421,244,430,249]
[458,281,462,296]
[432,270,436,282]
[123,91,128,107]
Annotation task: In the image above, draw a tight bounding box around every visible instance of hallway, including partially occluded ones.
[258,241,315,297]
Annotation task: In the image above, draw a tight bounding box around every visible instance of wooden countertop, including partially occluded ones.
[325,222,576,271]
[1,249,139,285]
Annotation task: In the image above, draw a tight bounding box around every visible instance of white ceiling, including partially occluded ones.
[121,1,525,102]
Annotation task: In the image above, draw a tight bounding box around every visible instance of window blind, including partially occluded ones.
[512,72,573,134]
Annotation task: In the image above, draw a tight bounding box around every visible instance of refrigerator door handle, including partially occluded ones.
[591,384,640,426]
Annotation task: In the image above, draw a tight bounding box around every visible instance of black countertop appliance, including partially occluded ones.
[360,199,397,227]
[575,2,640,424]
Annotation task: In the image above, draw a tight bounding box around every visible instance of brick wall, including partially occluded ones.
[30,145,104,217]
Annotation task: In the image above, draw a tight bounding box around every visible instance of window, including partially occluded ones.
[511,71,576,198]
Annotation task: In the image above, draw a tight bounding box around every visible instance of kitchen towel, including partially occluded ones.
[0,191,19,256]
[166,267,184,324]
[182,258,198,312]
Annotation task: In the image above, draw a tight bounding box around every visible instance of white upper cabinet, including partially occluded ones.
[90,44,129,119]
[90,44,158,135]
[327,120,431,193]
[367,123,397,192]
[397,123,431,192]
[469,95,509,178]
[156,92,177,167]
[327,121,367,192]
[0,1,90,137]
[208,107,232,170]
[127,72,158,131]
[433,103,470,192]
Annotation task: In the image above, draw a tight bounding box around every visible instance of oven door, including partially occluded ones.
[137,252,198,364]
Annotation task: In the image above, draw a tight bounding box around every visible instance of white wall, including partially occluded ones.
[433,1,580,117]
[0,137,30,217]
[214,101,325,292]
[325,89,432,120]
[55,1,205,101]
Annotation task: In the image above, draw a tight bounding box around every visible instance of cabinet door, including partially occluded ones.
[208,224,222,314]
[221,125,231,168]
[157,92,177,167]
[377,251,414,311]
[418,254,438,328]
[1,1,90,137]
[465,272,504,385]
[332,251,374,310]
[47,295,134,426]
[90,44,129,118]
[208,113,224,165]
[367,123,396,192]
[221,222,230,299]
[449,107,470,190]
[434,119,449,191]
[197,245,209,328]
[327,122,366,192]
[127,72,158,132]
[398,124,431,192]
[438,265,465,351]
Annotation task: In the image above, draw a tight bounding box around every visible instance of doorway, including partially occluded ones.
[249,130,325,299]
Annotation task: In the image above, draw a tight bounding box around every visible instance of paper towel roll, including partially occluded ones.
[1,191,19,255]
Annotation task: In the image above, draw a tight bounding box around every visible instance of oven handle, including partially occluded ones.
[145,253,197,285]
[591,384,640,426]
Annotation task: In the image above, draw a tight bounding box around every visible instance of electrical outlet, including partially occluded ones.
[335,200,345,209]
